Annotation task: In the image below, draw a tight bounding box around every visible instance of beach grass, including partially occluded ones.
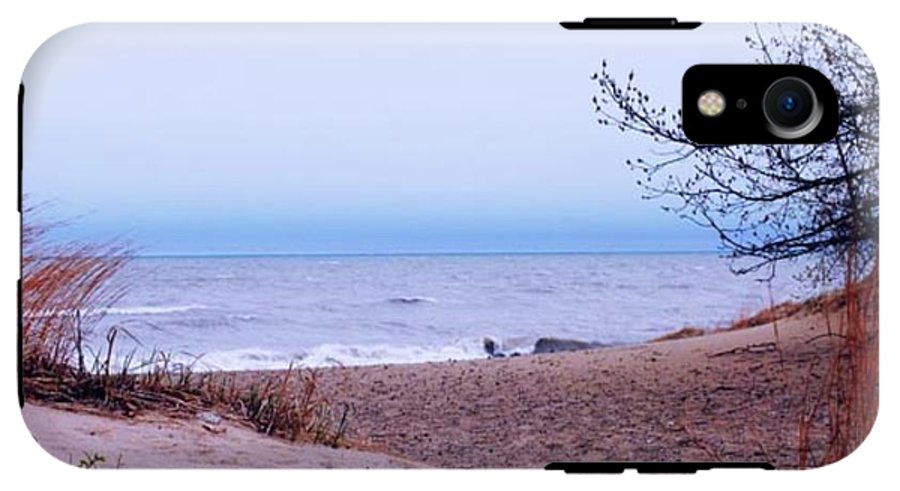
[21,208,352,448]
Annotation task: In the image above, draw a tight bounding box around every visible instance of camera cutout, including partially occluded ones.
[763,77,823,139]
[682,65,838,144]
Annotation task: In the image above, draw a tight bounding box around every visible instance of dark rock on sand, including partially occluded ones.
[483,337,497,356]
[483,337,506,358]
[532,337,607,354]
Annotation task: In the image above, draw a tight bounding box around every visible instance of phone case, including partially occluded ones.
[18,22,878,470]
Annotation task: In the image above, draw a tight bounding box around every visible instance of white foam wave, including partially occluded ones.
[196,340,485,371]
[23,304,205,319]
[196,348,305,371]
[101,304,207,316]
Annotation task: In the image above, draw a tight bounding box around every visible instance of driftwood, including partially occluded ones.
[708,342,778,358]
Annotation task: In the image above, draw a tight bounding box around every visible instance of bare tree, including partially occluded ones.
[592,24,878,284]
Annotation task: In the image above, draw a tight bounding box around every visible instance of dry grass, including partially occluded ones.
[26,346,350,448]
[735,270,878,468]
[647,261,878,468]
[223,367,351,446]
[649,327,705,343]
[796,264,878,467]
[726,302,805,331]
[21,205,129,375]
[21,206,351,448]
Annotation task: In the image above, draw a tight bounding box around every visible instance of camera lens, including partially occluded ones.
[763,77,823,139]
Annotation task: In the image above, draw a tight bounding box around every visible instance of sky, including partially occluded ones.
[22,23,757,255]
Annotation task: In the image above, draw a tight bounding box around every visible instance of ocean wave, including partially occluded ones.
[387,296,438,305]
[659,283,692,290]
[100,304,208,316]
[100,333,620,373]
[518,286,556,294]
[196,348,305,371]
[22,304,206,319]
[196,340,485,371]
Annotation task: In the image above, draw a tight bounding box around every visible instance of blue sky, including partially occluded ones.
[23,23,755,255]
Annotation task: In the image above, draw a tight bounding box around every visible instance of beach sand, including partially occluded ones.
[311,304,875,468]
[21,404,421,468]
[22,301,875,469]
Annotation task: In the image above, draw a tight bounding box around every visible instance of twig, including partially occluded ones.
[708,342,778,358]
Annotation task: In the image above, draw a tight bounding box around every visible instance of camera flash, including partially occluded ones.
[698,90,725,117]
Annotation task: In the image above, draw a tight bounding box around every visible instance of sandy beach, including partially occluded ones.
[310,302,875,468]
[22,404,421,468]
[22,299,875,469]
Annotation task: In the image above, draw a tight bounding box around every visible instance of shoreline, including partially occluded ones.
[22,295,876,468]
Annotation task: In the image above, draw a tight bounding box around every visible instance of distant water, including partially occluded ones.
[89,253,811,371]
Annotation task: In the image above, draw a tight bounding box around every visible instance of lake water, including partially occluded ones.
[89,253,811,370]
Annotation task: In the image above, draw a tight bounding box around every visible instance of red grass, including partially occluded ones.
[21,204,352,447]
[726,302,805,331]
[21,205,131,374]
[796,257,878,467]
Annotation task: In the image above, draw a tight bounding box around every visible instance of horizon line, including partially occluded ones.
[133,249,723,259]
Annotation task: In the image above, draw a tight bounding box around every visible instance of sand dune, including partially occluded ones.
[312,304,876,468]
[21,404,420,468]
